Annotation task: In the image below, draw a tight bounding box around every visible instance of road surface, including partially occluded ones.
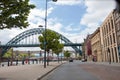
[41,61,99,80]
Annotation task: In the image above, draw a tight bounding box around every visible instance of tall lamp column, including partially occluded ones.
[43,0,57,68]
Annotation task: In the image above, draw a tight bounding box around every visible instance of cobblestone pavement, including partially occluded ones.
[0,62,65,80]
[80,62,120,80]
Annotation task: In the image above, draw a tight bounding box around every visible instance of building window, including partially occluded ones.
[118,46,120,56]
[119,36,120,44]
[111,19,114,29]
[104,26,107,35]
[108,36,110,46]
[105,38,107,47]
[113,33,116,43]
[108,22,111,31]
[114,47,118,62]
[118,22,120,30]
[116,23,119,31]
[102,27,104,36]
[111,48,114,62]
[118,45,120,56]
[110,35,112,45]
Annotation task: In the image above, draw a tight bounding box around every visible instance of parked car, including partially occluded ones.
[81,59,87,62]
[69,58,73,62]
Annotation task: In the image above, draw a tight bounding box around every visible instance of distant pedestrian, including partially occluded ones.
[22,59,24,65]
[25,59,28,64]
[2,64,4,67]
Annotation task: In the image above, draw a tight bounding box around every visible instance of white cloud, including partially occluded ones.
[0,29,11,44]
[47,18,84,43]
[80,0,115,37]
[0,28,24,44]
[28,7,54,25]
[46,18,84,43]
[47,18,63,33]
[64,24,81,32]
[52,0,82,6]
[80,0,115,26]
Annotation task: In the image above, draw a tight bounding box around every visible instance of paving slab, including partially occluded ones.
[0,62,65,80]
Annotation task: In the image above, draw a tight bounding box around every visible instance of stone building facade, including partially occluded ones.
[91,28,102,62]
[100,10,119,63]
[113,9,120,61]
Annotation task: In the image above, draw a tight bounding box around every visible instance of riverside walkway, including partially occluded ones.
[0,62,65,80]
[0,61,120,80]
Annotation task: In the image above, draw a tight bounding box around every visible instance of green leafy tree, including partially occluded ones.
[53,43,64,63]
[18,53,28,60]
[38,29,63,65]
[3,51,11,59]
[0,0,35,29]
[30,54,35,57]
[38,29,60,52]
[3,48,14,59]
[3,48,14,65]
[64,50,71,60]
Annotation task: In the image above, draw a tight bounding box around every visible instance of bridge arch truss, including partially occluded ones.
[2,28,81,56]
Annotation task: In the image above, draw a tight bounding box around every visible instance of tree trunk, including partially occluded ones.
[57,54,59,63]
[61,54,62,63]
[10,49,13,66]
[0,55,1,66]
[47,51,49,66]
[0,48,2,66]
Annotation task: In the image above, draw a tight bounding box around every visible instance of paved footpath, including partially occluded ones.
[0,62,65,80]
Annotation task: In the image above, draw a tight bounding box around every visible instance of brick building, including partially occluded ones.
[84,34,92,61]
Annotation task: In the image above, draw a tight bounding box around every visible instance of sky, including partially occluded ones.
[0,0,116,51]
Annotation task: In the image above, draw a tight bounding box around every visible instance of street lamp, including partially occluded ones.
[16,50,19,65]
[28,51,30,64]
[39,0,57,68]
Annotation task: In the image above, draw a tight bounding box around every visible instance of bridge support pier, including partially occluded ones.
[78,46,81,56]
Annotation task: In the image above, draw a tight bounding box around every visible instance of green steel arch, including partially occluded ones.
[2,28,81,56]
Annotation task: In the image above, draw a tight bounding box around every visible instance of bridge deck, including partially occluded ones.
[0,43,82,48]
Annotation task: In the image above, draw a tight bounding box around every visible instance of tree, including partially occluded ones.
[3,48,14,59]
[38,29,63,65]
[18,53,28,60]
[52,43,64,63]
[0,0,35,29]
[64,50,71,60]
[3,48,14,65]
[38,29,60,52]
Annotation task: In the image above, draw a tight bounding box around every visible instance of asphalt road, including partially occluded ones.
[41,61,99,80]
[80,62,120,80]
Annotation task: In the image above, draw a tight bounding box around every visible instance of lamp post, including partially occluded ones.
[39,0,57,68]
[28,51,30,64]
[0,41,1,66]
[0,47,1,66]
[16,50,19,65]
